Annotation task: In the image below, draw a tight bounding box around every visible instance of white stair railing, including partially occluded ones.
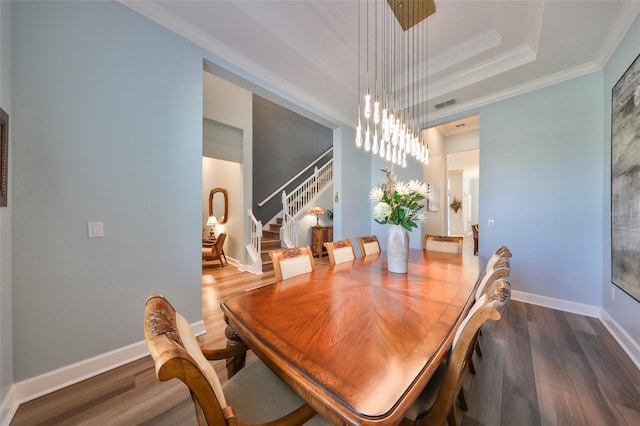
[281,210,297,248]
[280,158,333,248]
[246,209,263,273]
[283,158,333,218]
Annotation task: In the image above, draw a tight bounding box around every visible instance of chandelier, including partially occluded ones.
[355,0,435,167]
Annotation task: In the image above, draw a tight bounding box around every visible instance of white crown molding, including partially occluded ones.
[426,44,537,101]
[427,30,502,77]
[119,1,350,127]
[426,60,601,122]
[12,320,205,406]
[594,0,640,67]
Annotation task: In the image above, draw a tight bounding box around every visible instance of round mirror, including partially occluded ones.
[209,188,228,224]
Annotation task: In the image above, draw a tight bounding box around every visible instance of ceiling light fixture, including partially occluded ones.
[355,0,435,167]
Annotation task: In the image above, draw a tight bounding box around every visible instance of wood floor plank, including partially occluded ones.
[464,335,505,425]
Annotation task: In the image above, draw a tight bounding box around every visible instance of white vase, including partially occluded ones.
[387,224,409,273]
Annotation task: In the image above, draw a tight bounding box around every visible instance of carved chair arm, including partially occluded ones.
[201,342,249,361]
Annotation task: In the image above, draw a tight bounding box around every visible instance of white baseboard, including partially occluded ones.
[13,320,205,406]
[1,384,18,426]
[512,290,640,370]
[511,290,601,318]
[600,309,640,370]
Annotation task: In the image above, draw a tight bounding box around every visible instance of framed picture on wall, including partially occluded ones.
[427,185,440,212]
[611,52,640,302]
[0,108,8,208]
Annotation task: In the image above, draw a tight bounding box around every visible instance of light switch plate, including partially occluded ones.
[88,221,104,238]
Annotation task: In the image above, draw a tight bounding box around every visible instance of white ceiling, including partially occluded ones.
[122,0,640,129]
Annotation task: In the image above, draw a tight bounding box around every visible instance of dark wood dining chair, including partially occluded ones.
[401,279,512,426]
[423,234,464,254]
[355,235,381,256]
[471,224,479,255]
[323,239,356,265]
[143,294,329,426]
[269,245,315,281]
[202,232,227,267]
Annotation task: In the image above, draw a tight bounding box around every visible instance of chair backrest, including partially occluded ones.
[144,294,229,425]
[419,279,511,425]
[269,246,315,281]
[485,245,512,270]
[475,257,510,301]
[214,233,227,254]
[423,234,463,254]
[355,235,381,256]
[323,239,356,265]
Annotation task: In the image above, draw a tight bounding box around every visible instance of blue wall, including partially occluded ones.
[0,0,13,410]
[479,73,603,305]
[11,1,204,380]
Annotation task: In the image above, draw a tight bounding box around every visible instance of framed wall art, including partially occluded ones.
[0,108,7,208]
[611,53,640,302]
[427,185,440,212]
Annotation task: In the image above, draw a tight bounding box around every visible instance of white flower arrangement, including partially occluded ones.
[369,167,429,231]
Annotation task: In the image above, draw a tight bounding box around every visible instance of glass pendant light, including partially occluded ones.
[363,90,372,120]
[355,114,363,148]
[373,98,381,124]
[364,122,371,152]
[372,128,379,154]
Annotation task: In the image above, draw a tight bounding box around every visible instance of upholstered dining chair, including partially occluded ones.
[475,257,510,302]
[323,239,356,265]
[401,279,512,426]
[423,234,464,254]
[269,246,315,281]
[464,256,511,374]
[202,232,227,267]
[355,235,381,257]
[485,245,512,271]
[143,294,329,426]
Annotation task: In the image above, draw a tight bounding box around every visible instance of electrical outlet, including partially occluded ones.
[487,219,495,228]
[88,222,104,238]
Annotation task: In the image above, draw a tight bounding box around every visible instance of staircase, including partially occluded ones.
[260,218,282,272]
[248,150,333,274]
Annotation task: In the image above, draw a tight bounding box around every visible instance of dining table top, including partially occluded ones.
[221,249,484,425]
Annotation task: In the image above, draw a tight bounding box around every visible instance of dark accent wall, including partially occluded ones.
[253,94,333,223]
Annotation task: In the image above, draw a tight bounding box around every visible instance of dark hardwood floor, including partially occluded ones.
[11,257,640,425]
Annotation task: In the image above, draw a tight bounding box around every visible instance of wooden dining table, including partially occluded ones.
[221,249,484,425]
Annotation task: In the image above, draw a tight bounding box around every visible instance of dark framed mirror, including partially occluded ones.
[209,187,228,224]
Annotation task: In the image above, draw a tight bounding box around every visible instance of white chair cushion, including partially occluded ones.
[426,240,459,253]
[333,246,355,264]
[363,241,380,255]
[280,255,313,280]
[453,294,487,348]
[223,359,330,425]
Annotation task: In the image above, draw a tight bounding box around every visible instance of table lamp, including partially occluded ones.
[309,206,324,226]
[206,215,217,236]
